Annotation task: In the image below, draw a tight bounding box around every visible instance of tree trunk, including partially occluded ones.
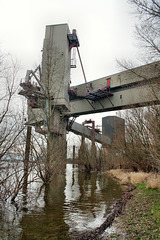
[23,125,32,204]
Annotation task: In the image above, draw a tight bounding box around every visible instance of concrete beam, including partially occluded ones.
[70,122,111,145]
[66,61,160,116]
[66,83,159,116]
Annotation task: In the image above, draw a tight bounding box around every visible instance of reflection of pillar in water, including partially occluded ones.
[64,164,81,202]
[20,173,69,239]
[73,145,75,162]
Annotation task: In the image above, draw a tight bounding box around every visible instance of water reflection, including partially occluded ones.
[1,164,122,239]
[65,164,81,202]
[64,164,122,238]
[20,174,70,240]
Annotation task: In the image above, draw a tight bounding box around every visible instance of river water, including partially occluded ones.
[0,164,123,239]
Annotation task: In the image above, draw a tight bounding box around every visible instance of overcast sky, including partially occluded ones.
[0,0,138,79]
[0,0,139,141]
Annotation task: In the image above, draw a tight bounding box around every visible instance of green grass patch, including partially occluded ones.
[121,183,160,239]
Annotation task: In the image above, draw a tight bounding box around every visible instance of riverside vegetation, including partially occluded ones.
[108,170,160,239]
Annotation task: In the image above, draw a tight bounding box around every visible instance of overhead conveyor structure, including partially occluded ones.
[19,23,160,152]
[67,61,160,117]
[70,121,111,145]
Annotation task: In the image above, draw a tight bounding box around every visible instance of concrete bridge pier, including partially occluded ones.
[25,24,73,174]
[39,24,75,167]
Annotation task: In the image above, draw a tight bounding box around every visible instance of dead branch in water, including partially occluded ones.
[75,184,136,240]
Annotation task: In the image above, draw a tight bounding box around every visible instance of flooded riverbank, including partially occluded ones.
[0,164,123,239]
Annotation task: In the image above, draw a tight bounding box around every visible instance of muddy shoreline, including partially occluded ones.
[74,184,136,240]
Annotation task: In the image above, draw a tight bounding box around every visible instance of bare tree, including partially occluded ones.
[0,51,35,204]
[0,52,25,159]
[128,0,160,61]
[120,106,160,172]
[110,1,160,172]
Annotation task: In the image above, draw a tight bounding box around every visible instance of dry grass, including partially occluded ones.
[108,169,160,189]
[146,174,160,189]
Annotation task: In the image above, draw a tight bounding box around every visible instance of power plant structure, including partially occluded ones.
[19,23,160,162]
[102,116,125,144]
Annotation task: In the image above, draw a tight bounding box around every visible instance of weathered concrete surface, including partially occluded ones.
[70,121,111,144]
[66,61,160,116]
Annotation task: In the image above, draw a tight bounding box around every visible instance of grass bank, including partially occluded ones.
[108,170,160,239]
